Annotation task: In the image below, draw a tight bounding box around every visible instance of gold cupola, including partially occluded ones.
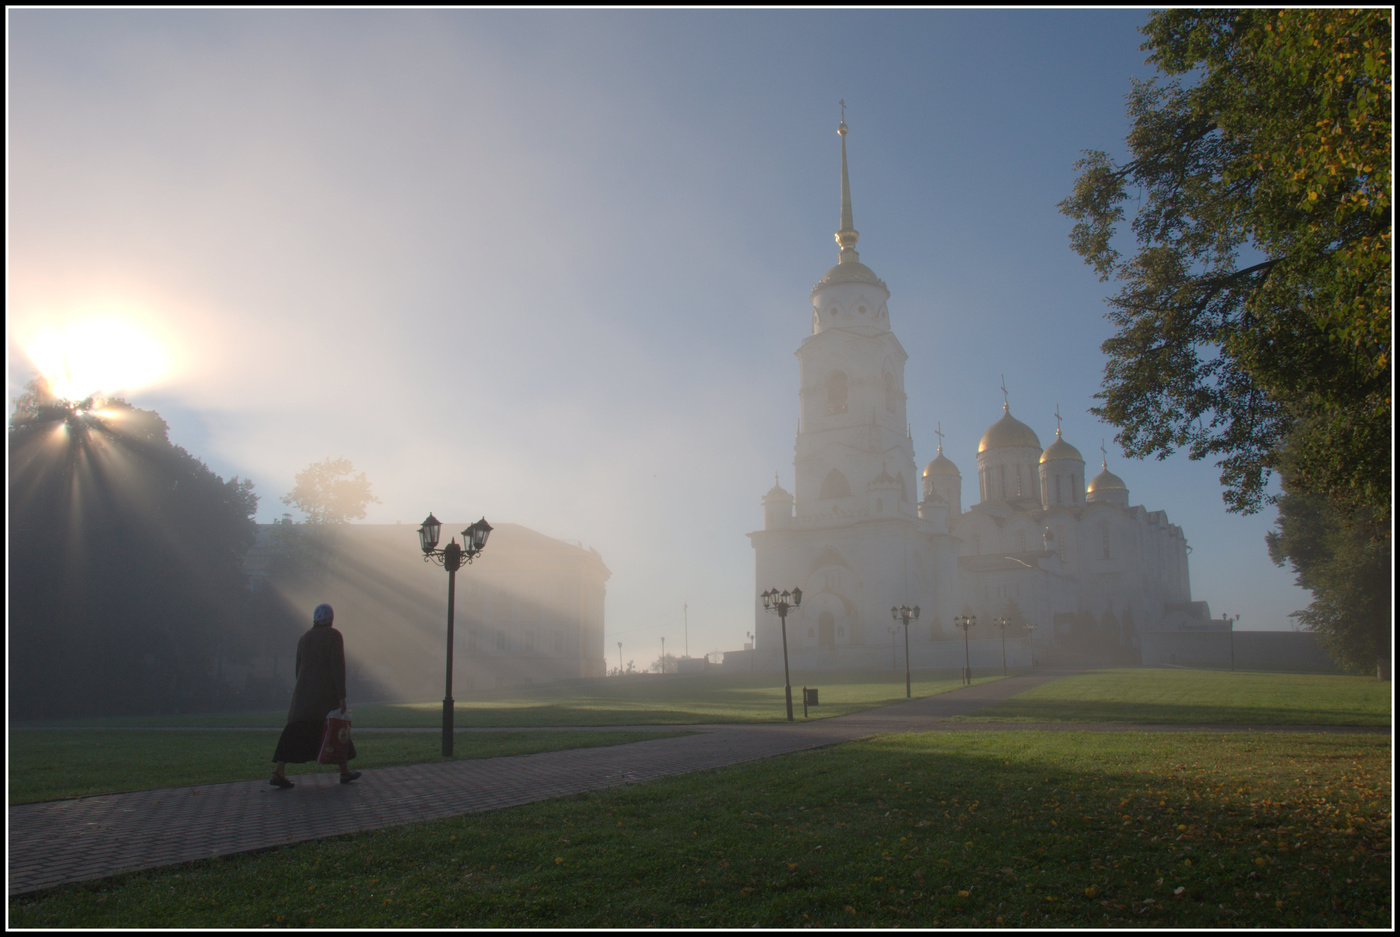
[978,403,1041,453]
[1040,428,1084,464]
[1087,463,1128,493]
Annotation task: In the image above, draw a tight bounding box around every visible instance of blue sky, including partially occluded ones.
[8,9,1313,666]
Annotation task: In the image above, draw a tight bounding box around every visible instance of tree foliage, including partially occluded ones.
[1060,9,1390,524]
[1266,467,1391,674]
[282,456,380,525]
[8,379,261,716]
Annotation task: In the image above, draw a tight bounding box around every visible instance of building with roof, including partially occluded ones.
[241,521,610,701]
[745,117,1207,672]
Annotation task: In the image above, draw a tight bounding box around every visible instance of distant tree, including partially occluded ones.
[997,599,1027,629]
[8,380,260,716]
[1059,9,1390,524]
[282,457,380,525]
[1266,466,1391,675]
[650,652,678,674]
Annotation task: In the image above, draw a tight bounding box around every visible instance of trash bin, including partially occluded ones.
[803,687,819,706]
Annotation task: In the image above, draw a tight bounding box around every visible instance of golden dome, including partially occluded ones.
[978,404,1041,453]
[1087,464,1127,493]
[812,260,887,294]
[1040,429,1083,464]
[923,448,960,477]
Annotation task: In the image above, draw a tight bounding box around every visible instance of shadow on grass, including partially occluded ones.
[8,730,1390,928]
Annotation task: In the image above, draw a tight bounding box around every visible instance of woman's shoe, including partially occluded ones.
[340,771,362,784]
[269,774,294,789]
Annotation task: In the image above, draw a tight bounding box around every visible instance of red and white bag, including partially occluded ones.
[316,708,352,764]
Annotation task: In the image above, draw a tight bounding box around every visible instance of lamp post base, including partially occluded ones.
[442,697,454,758]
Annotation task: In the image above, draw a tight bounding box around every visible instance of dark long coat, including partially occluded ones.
[286,624,347,724]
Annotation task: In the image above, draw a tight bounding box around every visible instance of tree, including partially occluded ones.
[9,379,260,716]
[1266,460,1390,675]
[1059,9,1390,525]
[282,457,380,525]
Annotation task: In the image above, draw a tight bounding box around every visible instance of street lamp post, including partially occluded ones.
[891,605,920,699]
[760,587,803,721]
[617,641,623,675]
[1224,613,1241,670]
[746,631,755,672]
[417,513,492,758]
[994,617,1010,675]
[955,615,976,686]
[1023,622,1037,670]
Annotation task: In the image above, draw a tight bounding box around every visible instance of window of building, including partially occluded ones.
[826,371,848,414]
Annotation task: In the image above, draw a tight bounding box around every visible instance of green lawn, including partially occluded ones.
[7,729,689,805]
[12,670,994,729]
[958,669,1392,725]
[9,728,1390,928]
[10,668,1388,806]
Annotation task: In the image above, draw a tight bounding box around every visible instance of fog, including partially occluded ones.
[8,11,1314,693]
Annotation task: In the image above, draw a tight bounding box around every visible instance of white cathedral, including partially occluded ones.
[747,117,1209,672]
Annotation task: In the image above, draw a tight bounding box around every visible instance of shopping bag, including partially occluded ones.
[316,708,352,764]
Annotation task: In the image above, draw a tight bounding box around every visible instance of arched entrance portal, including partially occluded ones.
[818,611,836,649]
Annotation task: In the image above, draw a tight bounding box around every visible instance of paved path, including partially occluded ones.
[7,673,1387,897]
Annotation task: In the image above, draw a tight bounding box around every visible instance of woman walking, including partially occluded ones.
[270,603,360,787]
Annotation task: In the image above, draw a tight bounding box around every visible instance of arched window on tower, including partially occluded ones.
[884,372,896,413]
[826,371,848,415]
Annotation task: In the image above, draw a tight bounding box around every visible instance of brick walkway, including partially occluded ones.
[7,673,1385,897]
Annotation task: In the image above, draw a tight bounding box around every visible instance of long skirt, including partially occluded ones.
[272,718,358,764]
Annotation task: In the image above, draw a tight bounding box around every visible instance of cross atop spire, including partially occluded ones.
[1100,438,1109,468]
[1054,403,1063,436]
[1000,375,1009,410]
[934,421,945,452]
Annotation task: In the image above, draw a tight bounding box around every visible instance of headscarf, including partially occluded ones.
[313,603,335,627]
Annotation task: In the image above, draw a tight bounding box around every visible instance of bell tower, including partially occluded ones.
[792,114,917,521]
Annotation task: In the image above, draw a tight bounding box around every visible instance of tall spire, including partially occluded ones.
[836,102,860,264]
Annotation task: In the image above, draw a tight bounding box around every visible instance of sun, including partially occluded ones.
[25,318,169,402]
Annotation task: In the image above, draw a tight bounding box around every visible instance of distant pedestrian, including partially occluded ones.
[270,603,360,787]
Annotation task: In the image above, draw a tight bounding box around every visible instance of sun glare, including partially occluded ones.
[26,318,168,401]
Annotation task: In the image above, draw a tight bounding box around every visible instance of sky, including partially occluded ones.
[8,8,1315,669]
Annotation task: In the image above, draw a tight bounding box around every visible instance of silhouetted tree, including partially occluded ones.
[9,379,259,717]
[1267,467,1391,674]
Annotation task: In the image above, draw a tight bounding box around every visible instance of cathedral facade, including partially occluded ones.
[747,119,1208,672]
